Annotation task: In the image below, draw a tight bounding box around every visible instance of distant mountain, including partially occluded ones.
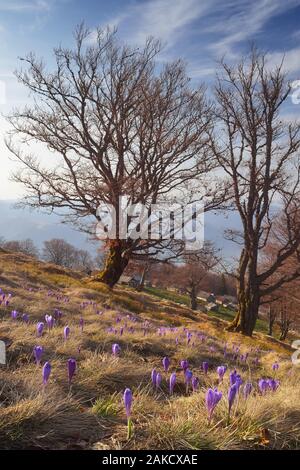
[0,200,98,255]
[0,200,241,261]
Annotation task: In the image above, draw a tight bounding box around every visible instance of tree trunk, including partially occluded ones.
[268,305,276,336]
[190,285,198,310]
[227,282,260,336]
[96,240,130,288]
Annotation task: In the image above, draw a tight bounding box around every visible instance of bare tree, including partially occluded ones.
[73,249,94,273]
[7,24,227,287]
[278,298,298,341]
[174,242,219,310]
[43,239,76,268]
[0,238,39,258]
[210,50,300,336]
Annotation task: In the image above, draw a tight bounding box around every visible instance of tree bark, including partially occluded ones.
[227,279,260,336]
[189,284,198,310]
[96,240,130,288]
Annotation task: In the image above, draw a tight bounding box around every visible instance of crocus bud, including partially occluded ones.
[123,388,132,418]
[162,356,170,372]
[112,343,121,356]
[42,361,51,385]
[180,360,189,371]
[64,325,70,340]
[169,372,176,395]
[156,372,162,389]
[33,345,43,365]
[37,322,44,337]
[67,358,77,384]
[151,368,157,386]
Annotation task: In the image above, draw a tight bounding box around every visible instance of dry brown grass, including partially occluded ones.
[0,250,299,450]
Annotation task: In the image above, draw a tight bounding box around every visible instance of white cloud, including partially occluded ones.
[0,1,51,12]
[99,0,213,48]
[266,46,300,74]
[208,0,300,58]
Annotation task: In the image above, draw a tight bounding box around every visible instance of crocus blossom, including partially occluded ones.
[37,322,44,337]
[258,378,269,394]
[67,358,77,384]
[268,378,280,392]
[112,343,121,356]
[217,365,227,382]
[205,388,222,422]
[169,372,176,395]
[42,361,51,385]
[162,356,170,372]
[151,368,157,386]
[156,372,162,389]
[45,314,54,330]
[63,325,70,340]
[123,389,133,417]
[180,360,189,371]
[33,345,43,365]
[185,369,193,386]
[202,361,209,374]
[243,382,253,399]
[192,376,199,391]
[123,388,133,440]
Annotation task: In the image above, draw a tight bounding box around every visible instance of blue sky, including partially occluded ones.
[0,0,299,200]
[0,0,299,253]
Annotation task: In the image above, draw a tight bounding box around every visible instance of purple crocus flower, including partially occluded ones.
[22,313,29,323]
[112,343,121,356]
[180,360,189,371]
[229,369,238,386]
[217,365,227,382]
[272,362,279,372]
[185,369,193,385]
[45,314,54,330]
[202,361,209,374]
[11,310,18,320]
[156,372,162,389]
[42,361,51,385]
[37,322,44,337]
[162,356,170,372]
[151,368,157,386]
[268,378,280,392]
[169,372,176,395]
[33,345,43,365]
[63,325,70,340]
[243,382,253,399]
[230,370,243,390]
[205,388,222,422]
[258,378,269,394]
[79,317,84,332]
[123,388,133,418]
[67,358,77,384]
[192,376,199,391]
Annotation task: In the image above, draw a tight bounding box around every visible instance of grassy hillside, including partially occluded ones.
[0,249,299,450]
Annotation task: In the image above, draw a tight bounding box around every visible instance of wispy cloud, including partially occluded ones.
[0,1,51,12]
[100,0,212,48]
[208,0,300,58]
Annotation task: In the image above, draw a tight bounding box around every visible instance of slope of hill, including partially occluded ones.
[0,249,299,450]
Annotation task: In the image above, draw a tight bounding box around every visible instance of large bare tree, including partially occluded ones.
[7,25,226,287]
[210,51,300,336]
